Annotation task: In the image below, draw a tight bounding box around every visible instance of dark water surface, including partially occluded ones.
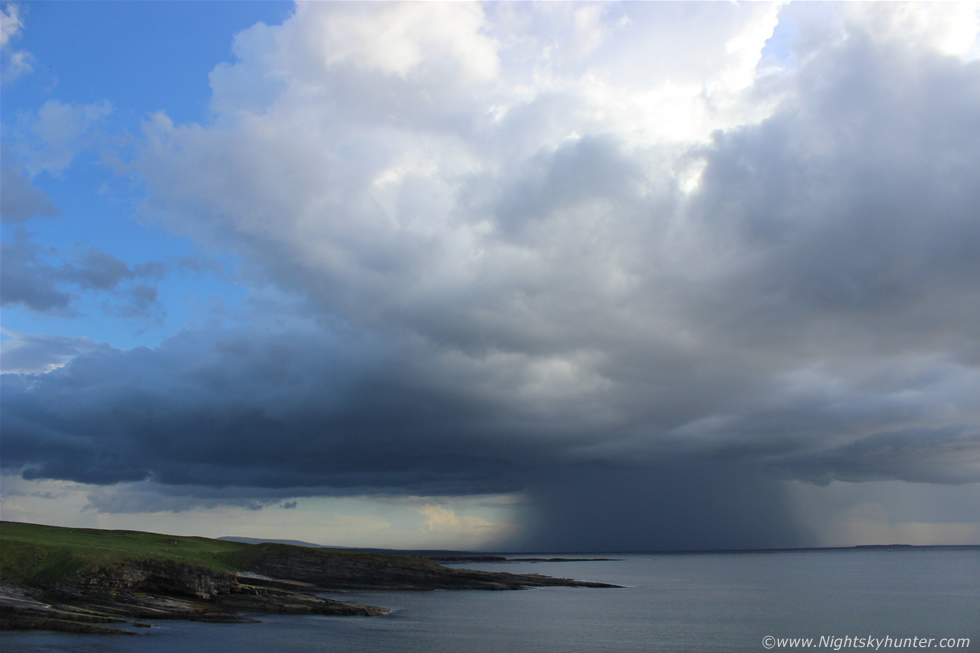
[3,548,978,652]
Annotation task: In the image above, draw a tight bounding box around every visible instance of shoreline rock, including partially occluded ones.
[0,523,620,635]
[1,554,619,634]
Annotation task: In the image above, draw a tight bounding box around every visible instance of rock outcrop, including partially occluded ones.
[66,558,238,600]
[242,544,618,591]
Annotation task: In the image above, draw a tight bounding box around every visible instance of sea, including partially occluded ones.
[3,547,979,653]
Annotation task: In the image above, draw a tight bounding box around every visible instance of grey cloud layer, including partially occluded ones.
[2,4,979,549]
[0,147,58,224]
[0,230,168,317]
[0,332,100,374]
[2,328,555,492]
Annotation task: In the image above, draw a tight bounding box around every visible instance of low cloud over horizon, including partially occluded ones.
[2,2,979,551]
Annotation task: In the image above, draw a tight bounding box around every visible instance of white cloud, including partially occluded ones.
[1,2,34,82]
[845,2,980,61]
[136,2,788,334]
[16,99,113,177]
[2,48,31,80]
[420,504,492,532]
[417,503,514,549]
[0,3,24,49]
[295,2,499,81]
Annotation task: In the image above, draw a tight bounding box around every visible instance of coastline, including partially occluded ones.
[0,521,619,635]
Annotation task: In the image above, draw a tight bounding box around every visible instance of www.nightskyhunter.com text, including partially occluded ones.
[762,635,971,650]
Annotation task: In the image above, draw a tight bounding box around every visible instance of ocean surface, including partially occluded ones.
[3,547,979,652]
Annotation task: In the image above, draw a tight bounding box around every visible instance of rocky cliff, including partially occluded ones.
[64,558,238,599]
[0,521,618,635]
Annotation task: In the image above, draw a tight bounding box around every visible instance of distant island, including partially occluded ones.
[0,521,618,635]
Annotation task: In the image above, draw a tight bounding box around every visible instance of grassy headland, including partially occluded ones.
[1,521,251,582]
[0,521,617,635]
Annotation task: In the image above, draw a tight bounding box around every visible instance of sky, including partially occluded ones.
[2,1,980,553]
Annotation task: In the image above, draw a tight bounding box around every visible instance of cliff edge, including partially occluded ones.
[0,521,617,634]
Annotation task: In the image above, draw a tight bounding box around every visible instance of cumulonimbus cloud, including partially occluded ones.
[2,2,979,550]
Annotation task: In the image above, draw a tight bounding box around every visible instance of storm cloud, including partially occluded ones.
[2,2,980,550]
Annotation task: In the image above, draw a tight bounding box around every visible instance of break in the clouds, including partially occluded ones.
[2,2,980,551]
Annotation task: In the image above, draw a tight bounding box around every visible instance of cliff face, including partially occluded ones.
[2,555,389,635]
[1,522,618,635]
[66,559,239,600]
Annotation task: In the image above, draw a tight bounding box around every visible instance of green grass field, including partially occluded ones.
[0,521,405,589]
[0,521,257,583]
